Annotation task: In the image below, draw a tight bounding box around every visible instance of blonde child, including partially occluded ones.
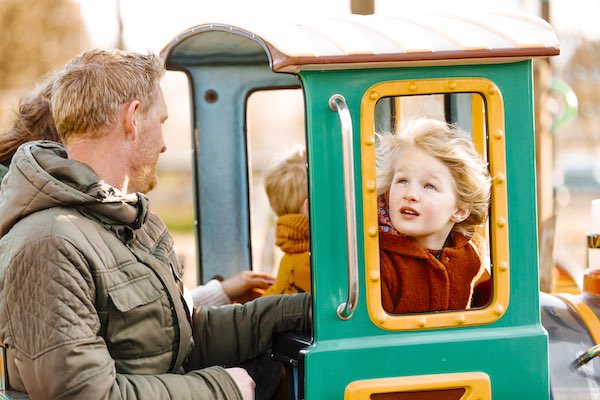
[377,118,491,314]
[262,147,311,295]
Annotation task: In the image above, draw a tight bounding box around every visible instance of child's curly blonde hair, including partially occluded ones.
[264,147,308,216]
[377,118,491,236]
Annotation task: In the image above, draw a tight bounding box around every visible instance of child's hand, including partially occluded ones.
[222,271,275,303]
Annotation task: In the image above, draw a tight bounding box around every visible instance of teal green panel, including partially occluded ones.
[298,61,548,398]
[302,326,549,398]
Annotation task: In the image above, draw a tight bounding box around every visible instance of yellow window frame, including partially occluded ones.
[361,77,509,330]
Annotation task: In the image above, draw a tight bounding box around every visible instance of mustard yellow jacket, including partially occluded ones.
[264,214,310,295]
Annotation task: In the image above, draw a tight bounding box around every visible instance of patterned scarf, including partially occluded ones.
[378,194,400,236]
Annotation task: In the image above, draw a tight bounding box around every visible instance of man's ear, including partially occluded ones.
[123,100,141,141]
[451,207,471,223]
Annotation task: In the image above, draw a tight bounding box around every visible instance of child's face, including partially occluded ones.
[387,145,470,250]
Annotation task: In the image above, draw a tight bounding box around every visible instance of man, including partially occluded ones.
[0,49,310,399]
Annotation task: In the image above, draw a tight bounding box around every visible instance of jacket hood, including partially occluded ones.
[0,140,149,237]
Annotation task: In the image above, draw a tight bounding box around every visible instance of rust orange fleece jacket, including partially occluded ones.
[379,231,483,314]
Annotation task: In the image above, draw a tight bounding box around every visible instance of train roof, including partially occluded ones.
[161,12,560,73]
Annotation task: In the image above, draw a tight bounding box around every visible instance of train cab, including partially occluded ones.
[158,11,580,400]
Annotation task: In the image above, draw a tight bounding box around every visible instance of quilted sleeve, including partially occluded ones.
[1,237,242,400]
[188,292,310,369]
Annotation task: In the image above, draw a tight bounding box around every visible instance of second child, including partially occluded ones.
[263,148,311,295]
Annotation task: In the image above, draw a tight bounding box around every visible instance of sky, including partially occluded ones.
[80,0,347,53]
[79,0,600,54]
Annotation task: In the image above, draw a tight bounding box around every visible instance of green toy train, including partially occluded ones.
[2,10,600,400]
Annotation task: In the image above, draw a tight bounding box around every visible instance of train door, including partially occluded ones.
[296,65,547,399]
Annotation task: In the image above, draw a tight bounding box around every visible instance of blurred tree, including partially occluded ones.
[0,0,82,89]
[0,0,83,125]
[350,0,374,14]
[563,40,600,149]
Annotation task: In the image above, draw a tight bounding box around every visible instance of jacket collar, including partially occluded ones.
[0,141,149,238]
[379,231,470,259]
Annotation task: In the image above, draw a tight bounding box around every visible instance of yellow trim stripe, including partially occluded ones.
[553,293,600,344]
[345,372,491,400]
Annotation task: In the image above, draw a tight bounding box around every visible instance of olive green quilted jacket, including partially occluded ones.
[0,141,310,399]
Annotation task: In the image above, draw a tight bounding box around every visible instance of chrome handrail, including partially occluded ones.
[329,94,359,320]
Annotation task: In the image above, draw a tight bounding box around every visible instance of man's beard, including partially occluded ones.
[130,163,158,194]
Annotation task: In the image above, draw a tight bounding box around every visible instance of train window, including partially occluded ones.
[246,89,307,277]
[361,78,509,330]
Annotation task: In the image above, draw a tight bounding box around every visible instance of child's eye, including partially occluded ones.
[424,183,436,190]
[395,178,408,185]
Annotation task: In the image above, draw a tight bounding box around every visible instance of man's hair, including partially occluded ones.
[52,49,165,142]
[376,118,491,235]
[0,73,60,165]
[264,147,308,216]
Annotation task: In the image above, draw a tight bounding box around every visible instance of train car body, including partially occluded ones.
[2,10,600,400]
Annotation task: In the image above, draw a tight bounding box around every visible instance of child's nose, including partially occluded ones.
[403,189,419,201]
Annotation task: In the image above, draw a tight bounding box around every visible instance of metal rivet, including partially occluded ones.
[497,218,506,228]
[408,83,417,92]
[370,271,380,282]
[488,85,496,94]
[370,91,378,100]
[494,129,504,140]
[364,136,375,146]
[499,261,508,272]
[378,313,387,324]
[366,181,376,192]
[448,81,457,90]
[368,226,378,237]
[456,315,466,325]
[416,317,426,327]
[495,173,505,183]
[205,89,219,103]
[494,305,504,316]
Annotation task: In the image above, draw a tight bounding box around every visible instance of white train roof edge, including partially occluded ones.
[161,11,560,72]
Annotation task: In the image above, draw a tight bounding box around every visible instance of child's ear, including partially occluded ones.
[451,207,470,223]
[300,198,309,216]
